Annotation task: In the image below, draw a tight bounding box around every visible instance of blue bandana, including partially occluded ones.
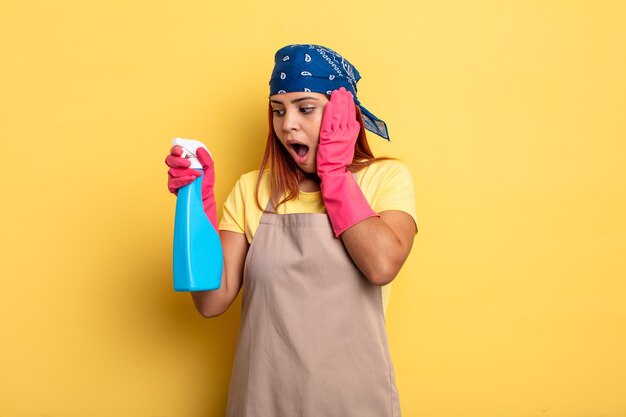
[269,44,390,140]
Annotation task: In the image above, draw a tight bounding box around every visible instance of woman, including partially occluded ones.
[166,44,418,417]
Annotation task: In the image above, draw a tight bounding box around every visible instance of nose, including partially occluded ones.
[281,109,300,133]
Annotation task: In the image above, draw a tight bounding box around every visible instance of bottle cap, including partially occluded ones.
[172,138,211,169]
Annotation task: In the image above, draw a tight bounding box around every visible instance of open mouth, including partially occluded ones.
[289,143,310,163]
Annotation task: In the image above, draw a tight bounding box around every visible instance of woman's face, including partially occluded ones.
[269,91,329,174]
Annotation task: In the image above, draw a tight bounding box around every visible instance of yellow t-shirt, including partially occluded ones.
[218,159,418,314]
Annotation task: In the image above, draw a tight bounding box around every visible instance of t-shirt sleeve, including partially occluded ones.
[372,162,419,230]
[219,175,247,234]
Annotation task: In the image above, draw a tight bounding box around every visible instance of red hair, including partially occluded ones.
[255,102,395,212]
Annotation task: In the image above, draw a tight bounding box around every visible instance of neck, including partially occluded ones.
[299,171,321,192]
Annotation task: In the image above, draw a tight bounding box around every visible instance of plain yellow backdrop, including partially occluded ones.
[1,0,625,416]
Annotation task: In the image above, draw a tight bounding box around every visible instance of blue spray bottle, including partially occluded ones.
[172,138,223,291]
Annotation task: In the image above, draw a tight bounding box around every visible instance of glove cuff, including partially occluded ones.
[320,171,379,238]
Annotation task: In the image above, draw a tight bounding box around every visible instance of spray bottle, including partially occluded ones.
[172,138,223,291]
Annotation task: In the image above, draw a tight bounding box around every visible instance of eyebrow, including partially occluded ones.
[269,96,321,105]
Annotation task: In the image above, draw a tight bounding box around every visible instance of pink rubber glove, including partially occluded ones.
[317,87,380,237]
[165,145,218,231]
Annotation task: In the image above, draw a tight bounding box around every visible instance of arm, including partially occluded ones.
[341,211,416,286]
[166,145,248,317]
[316,89,417,285]
[191,230,248,318]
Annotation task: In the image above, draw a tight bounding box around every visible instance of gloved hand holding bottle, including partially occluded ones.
[166,139,222,291]
[166,143,218,231]
[317,87,380,238]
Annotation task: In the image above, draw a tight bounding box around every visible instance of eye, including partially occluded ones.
[300,107,316,114]
[272,109,285,117]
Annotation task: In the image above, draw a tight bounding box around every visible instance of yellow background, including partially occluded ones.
[1,0,625,416]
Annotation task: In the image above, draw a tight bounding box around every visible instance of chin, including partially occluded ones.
[297,164,318,176]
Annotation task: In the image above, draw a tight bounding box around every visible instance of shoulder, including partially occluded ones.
[238,169,262,183]
[357,158,418,229]
[356,158,413,185]
[232,169,270,191]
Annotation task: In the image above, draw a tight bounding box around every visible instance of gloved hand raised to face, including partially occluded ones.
[165,145,218,231]
[317,87,380,237]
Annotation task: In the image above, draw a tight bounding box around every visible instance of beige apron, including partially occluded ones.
[225,196,401,417]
